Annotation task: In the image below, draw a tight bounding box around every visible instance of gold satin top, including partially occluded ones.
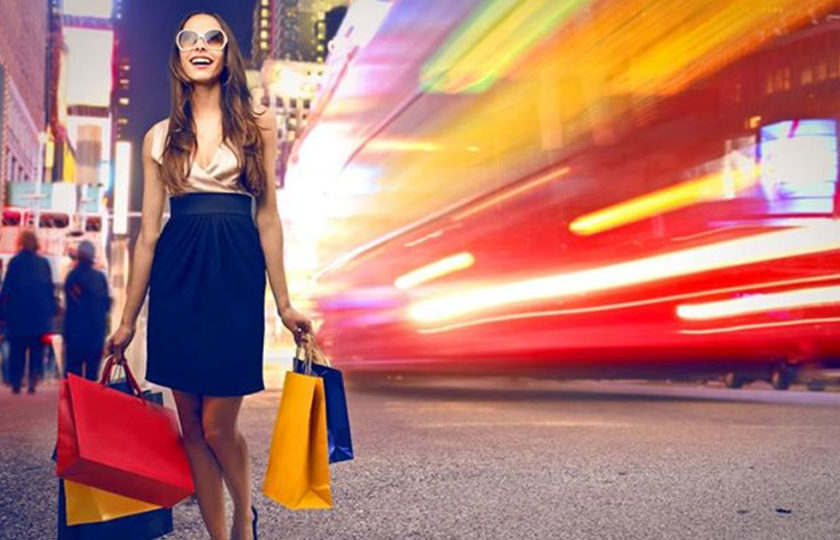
[149,119,249,195]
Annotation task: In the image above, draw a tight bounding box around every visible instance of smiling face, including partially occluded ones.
[177,13,227,85]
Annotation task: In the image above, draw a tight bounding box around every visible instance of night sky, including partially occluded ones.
[120,0,255,214]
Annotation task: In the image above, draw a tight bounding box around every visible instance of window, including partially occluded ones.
[85,217,101,232]
[2,213,21,226]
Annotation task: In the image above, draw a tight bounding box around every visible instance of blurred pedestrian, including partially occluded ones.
[0,229,58,394]
[105,11,312,540]
[63,240,111,381]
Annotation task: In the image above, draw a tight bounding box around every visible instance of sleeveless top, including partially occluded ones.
[149,119,249,195]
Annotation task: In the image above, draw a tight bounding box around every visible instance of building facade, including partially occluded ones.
[252,0,348,64]
[0,0,50,208]
[250,0,348,187]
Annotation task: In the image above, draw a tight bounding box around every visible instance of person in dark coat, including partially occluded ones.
[63,240,111,381]
[0,229,58,394]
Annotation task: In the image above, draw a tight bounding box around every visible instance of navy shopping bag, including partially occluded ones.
[293,338,354,464]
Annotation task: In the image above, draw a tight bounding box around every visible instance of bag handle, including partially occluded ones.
[307,337,332,368]
[294,332,332,376]
[99,345,144,399]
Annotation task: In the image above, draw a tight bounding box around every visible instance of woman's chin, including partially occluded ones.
[187,72,220,85]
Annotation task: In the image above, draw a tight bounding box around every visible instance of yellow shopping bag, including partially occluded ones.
[64,479,161,526]
[262,370,332,510]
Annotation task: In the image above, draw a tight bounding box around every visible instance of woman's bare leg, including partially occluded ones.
[172,390,227,539]
[202,395,253,540]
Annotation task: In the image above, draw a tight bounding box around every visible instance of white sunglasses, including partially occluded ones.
[175,28,228,52]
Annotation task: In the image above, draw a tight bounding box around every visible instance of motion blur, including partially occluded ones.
[284,0,840,388]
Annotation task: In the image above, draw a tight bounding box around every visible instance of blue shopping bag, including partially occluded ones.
[293,337,354,464]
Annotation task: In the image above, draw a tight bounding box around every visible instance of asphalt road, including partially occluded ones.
[2,376,839,539]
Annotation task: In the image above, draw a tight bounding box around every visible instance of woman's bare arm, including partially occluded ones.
[119,125,167,328]
[254,111,293,316]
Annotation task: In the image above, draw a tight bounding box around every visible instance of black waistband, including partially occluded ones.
[169,193,253,217]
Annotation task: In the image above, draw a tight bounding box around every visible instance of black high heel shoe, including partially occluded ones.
[251,505,258,540]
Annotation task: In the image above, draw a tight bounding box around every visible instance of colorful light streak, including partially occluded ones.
[677,285,840,321]
[418,274,840,334]
[394,252,475,290]
[680,317,840,335]
[570,167,759,236]
[408,222,840,323]
[421,0,587,93]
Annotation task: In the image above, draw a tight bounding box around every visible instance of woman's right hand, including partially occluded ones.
[105,322,136,356]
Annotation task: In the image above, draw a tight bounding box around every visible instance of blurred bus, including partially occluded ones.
[296,3,840,389]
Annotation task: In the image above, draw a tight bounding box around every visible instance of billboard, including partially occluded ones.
[63,0,113,18]
[64,27,114,107]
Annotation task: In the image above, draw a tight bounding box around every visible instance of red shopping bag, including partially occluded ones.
[56,354,194,507]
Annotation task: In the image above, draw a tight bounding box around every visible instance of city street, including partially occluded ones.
[2,375,839,539]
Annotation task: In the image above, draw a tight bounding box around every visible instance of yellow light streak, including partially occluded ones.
[394,252,475,290]
[366,139,442,152]
[570,167,759,236]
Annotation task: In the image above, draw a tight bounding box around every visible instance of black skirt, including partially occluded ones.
[146,193,266,396]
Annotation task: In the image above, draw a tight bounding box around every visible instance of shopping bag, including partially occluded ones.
[293,337,354,463]
[62,374,167,525]
[53,371,174,537]
[58,479,173,540]
[262,367,332,510]
[63,479,162,526]
[56,353,194,507]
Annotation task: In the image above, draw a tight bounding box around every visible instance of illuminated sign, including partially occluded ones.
[63,0,113,18]
[64,27,114,107]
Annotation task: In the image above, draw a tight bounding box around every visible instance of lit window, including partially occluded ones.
[261,9,269,17]
[261,0,269,5]
[261,19,268,28]
[261,41,268,49]
[816,61,827,82]
[260,30,268,39]
[118,97,129,105]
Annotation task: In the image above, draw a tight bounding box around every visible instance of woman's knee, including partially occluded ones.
[201,396,243,448]
[202,416,236,448]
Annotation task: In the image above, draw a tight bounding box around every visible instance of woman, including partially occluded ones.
[106,11,312,540]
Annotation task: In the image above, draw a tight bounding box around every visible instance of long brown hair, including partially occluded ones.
[160,11,266,198]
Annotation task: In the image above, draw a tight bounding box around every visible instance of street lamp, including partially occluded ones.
[34,131,48,231]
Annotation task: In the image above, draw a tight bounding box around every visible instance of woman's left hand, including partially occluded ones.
[279,305,313,344]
